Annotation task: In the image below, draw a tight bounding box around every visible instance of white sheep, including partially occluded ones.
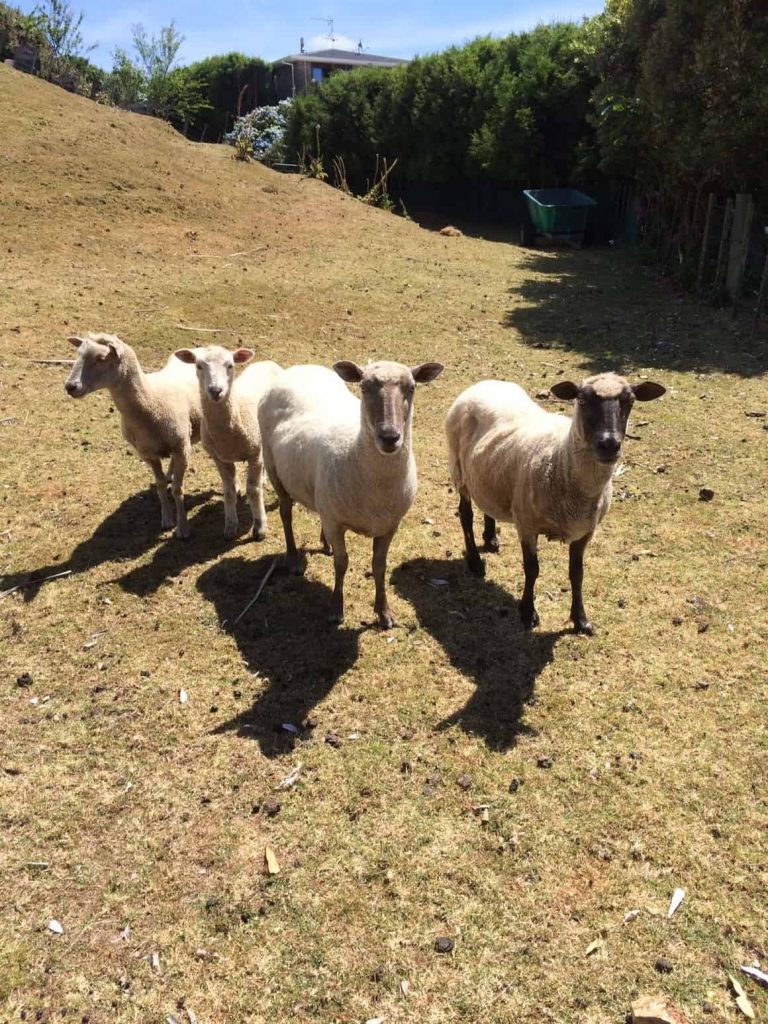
[65,332,202,538]
[174,345,283,540]
[446,371,665,633]
[258,359,444,627]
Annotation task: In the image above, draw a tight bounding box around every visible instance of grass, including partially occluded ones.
[1,64,767,1024]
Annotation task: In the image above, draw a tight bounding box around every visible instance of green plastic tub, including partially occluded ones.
[522,188,596,245]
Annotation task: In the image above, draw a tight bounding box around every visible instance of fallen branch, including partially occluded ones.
[188,246,265,260]
[174,324,233,334]
[0,569,72,600]
[228,558,278,626]
[29,359,75,366]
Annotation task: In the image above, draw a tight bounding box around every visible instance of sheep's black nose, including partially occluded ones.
[595,436,621,460]
[377,428,402,451]
[65,381,78,395]
[208,385,223,400]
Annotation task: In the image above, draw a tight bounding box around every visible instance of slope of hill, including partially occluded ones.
[1,64,766,1024]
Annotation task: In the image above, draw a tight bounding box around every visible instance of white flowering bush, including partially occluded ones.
[225,100,292,163]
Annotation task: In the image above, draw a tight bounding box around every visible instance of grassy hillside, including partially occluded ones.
[1,65,766,1024]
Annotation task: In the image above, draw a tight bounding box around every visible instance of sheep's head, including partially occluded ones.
[65,333,126,397]
[334,359,444,455]
[551,372,665,464]
[175,346,254,403]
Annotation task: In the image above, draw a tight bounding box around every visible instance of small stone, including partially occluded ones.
[537,755,553,769]
[456,774,473,791]
[140,669,150,678]
[16,673,33,688]
[325,731,342,748]
[617,597,626,608]
[303,715,318,730]
[672,616,684,626]
[435,936,454,954]
[697,622,709,634]
[536,389,550,400]
[655,956,674,973]
[509,777,523,793]
[698,487,715,502]
[261,797,281,817]
[693,680,710,690]
[702,1001,716,1014]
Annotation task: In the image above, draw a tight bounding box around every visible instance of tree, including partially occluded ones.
[131,20,184,116]
[34,0,93,75]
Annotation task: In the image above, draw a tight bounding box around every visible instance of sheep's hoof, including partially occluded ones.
[175,525,191,541]
[321,543,332,556]
[573,619,594,636]
[161,514,175,530]
[287,555,306,576]
[483,535,500,553]
[252,526,266,542]
[328,610,344,626]
[377,610,397,630]
[224,524,238,540]
[467,554,485,578]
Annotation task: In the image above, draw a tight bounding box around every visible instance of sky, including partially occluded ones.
[23,0,607,70]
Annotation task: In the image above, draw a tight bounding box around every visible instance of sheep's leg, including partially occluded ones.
[214,457,238,539]
[320,528,332,555]
[272,475,304,574]
[458,490,484,578]
[372,527,398,629]
[245,458,267,541]
[146,457,175,530]
[325,523,348,625]
[483,514,500,552]
[519,534,540,629]
[568,533,594,635]
[171,448,191,540]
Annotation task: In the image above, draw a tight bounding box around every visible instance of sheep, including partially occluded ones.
[258,359,444,628]
[174,345,283,540]
[64,332,202,538]
[446,372,665,634]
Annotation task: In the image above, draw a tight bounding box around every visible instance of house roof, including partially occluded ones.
[276,48,408,67]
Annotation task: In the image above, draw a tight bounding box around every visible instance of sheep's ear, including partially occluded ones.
[233,348,254,364]
[550,381,580,401]
[105,338,123,363]
[67,336,85,348]
[174,349,198,365]
[411,362,444,384]
[333,360,364,383]
[632,381,665,402]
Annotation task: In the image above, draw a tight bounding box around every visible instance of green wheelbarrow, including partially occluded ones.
[521,188,596,247]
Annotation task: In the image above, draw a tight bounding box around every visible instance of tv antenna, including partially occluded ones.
[312,15,336,47]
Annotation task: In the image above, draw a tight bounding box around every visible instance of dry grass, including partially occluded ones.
[1,65,767,1024]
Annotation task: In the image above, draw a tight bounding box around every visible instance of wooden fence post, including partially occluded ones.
[696,192,715,293]
[726,193,754,310]
[715,198,734,291]
[752,251,768,337]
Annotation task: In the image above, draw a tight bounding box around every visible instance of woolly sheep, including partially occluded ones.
[446,372,665,634]
[64,332,202,538]
[258,359,444,628]
[174,345,283,540]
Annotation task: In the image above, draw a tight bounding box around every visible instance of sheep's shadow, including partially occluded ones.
[0,487,220,601]
[197,555,361,758]
[391,557,563,750]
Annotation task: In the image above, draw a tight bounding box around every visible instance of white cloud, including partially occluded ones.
[307,33,360,52]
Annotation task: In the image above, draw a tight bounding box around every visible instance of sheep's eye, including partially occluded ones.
[226,362,234,370]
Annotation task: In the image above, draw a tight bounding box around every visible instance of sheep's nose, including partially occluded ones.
[595,436,621,460]
[65,381,79,395]
[208,385,223,400]
[377,428,402,451]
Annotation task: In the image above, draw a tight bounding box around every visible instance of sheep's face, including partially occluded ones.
[334,359,444,455]
[551,372,665,464]
[65,334,124,397]
[174,346,253,403]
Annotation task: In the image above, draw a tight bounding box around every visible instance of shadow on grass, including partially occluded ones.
[0,487,223,601]
[197,555,361,758]
[505,249,768,377]
[391,557,563,751]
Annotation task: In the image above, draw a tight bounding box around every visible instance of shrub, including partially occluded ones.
[224,100,292,164]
